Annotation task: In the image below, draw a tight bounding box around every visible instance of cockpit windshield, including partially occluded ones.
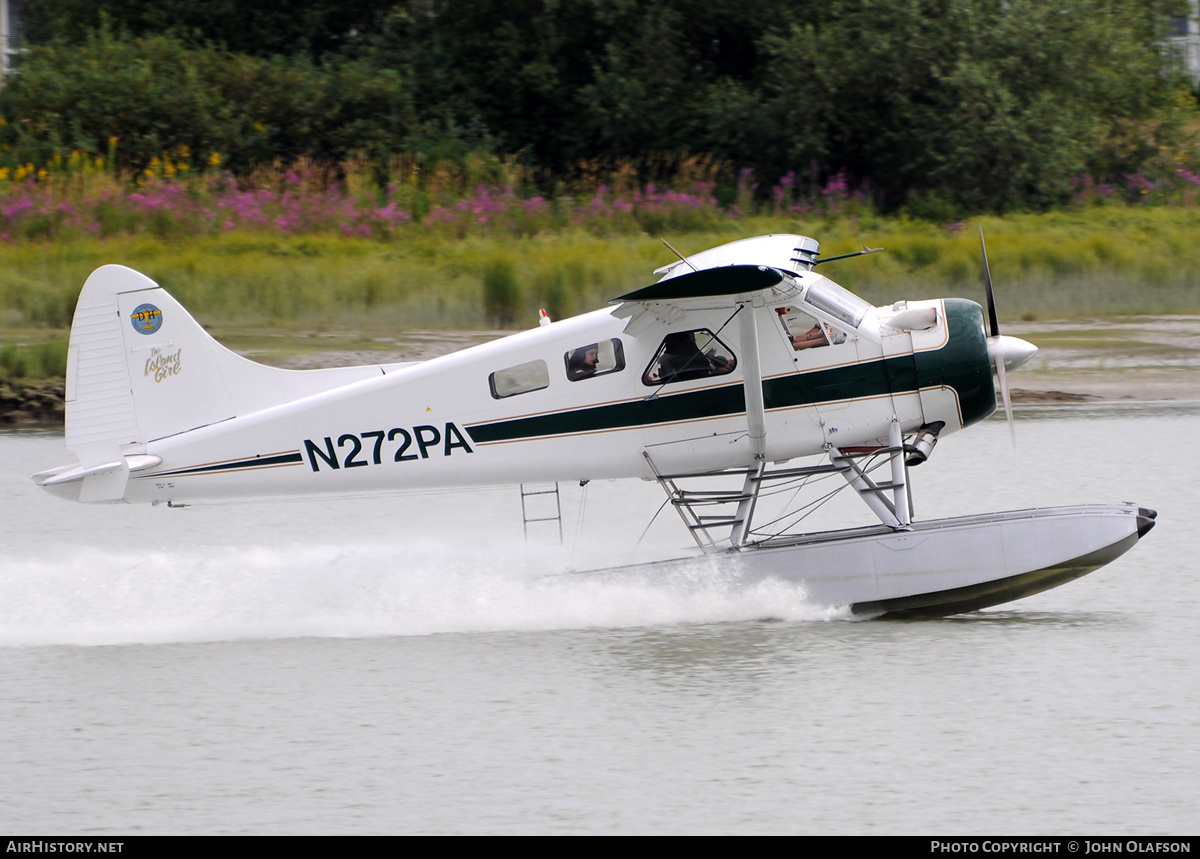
[803,279,871,329]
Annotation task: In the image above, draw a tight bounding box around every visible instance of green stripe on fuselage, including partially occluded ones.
[140,451,304,479]
[467,384,748,444]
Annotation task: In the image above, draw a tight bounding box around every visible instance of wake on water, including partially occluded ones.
[0,536,846,648]
[3,433,856,648]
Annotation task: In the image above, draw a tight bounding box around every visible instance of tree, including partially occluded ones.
[20,0,396,61]
[0,28,416,173]
[751,0,1192,210]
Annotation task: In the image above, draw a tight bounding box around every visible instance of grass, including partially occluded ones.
[5,204,1200,382]
[0,335,67,381]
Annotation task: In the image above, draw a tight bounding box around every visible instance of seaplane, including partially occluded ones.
[32,233,1156,618]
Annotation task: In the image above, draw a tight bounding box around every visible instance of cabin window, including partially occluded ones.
[565,338,625,381]
[489,359,550,399]
[642,329,736,386]
[775,306,844,350]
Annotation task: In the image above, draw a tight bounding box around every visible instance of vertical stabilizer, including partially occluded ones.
[43,265,402,501]
[65,265,236,455]
[64,264,393,454]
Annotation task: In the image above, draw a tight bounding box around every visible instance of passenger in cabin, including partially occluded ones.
[791,324,829,350]
[567,344,600,380]
[776,306,831,351]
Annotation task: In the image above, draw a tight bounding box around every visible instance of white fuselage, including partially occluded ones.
[38,236,998,505]
[130,297,973,504]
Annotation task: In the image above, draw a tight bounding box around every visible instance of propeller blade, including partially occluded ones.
[979,227,1015,446]
[980,227,1000,339]
[994,347,1016,448]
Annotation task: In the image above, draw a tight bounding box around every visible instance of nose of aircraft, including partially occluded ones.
[987,334,1038,373]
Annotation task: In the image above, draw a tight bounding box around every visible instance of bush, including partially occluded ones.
[0,28,416,176]
[482,258,521,328]
[0,340,67,380]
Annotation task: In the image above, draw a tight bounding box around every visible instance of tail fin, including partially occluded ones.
[66,265,236,452]
[65,265,388,453]
[39,266,392,502]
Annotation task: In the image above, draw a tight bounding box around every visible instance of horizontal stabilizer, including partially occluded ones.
[33,453,164,503]
[35,454,163,487]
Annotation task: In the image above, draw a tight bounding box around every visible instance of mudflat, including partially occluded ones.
[1004,316,1200,403]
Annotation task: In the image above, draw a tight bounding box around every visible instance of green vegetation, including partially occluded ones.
[2,1,1199,384]
[0,338,67,381]
[4,204,1200,383]
[0,27,414,177]
[3,1,1195,213]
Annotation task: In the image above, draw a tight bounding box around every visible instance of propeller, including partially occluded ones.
[979,228,1037,446]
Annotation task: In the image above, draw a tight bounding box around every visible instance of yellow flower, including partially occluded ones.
[208,152,222,167]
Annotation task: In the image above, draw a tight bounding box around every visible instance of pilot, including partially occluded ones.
[654,332,730,383]
[567,344,600,380]
[654,333,696,381]
[791,324,829,350]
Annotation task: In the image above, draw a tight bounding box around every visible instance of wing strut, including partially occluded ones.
[737,299,768,461]
[729,298,768,547]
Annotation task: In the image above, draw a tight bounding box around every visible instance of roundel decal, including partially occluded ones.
[130,303,163,335]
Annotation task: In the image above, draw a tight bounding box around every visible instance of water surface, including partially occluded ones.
[1,404,1196,834]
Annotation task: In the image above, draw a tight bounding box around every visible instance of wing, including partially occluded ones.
[611,265,798,338]
[612,265,784,303]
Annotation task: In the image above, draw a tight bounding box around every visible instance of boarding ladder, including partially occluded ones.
[520,482,563,544]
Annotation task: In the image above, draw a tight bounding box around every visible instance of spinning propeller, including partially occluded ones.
[979,228,1038,445]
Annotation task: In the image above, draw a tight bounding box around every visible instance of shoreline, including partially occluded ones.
[5,316,1197,428]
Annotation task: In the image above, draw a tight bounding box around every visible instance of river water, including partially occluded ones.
[1,403,1197,834]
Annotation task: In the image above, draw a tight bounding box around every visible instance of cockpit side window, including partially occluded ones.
[642,329,736,386]
[565,338,625,381]
[775,306,845,350]
[777,306,828,350]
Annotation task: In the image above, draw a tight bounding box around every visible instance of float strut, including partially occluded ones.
[889,418,911,527]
